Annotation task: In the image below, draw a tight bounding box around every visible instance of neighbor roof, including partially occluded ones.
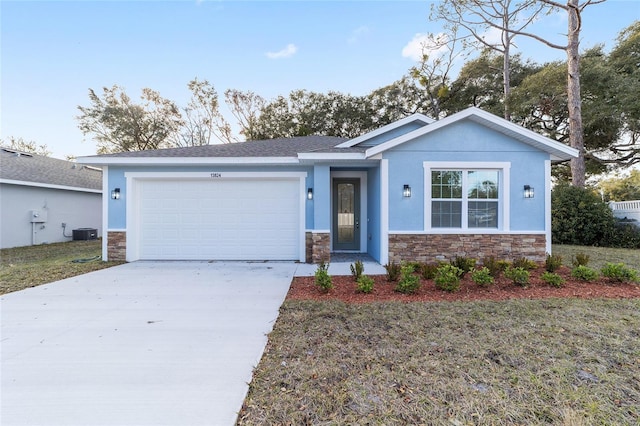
[0,148,102,191]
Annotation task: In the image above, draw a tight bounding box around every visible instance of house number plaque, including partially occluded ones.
[210,173,222,178]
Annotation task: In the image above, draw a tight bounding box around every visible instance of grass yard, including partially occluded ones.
[553,244,639,269]
[238,298,640,425]
[0,240,123,295]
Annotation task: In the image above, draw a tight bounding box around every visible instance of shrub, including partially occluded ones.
[512,257,538,270]
[541,271,565,288]
[314,261,332,293]
[419,263,439,280]
[356,275,375,293]
[434,264,464,292]
[571,265,599,282]
[395,264,421,294]
[385,261,401,282]
[572,252,590,267]
[551,184,616,246]
[545,253,563,272]
[610,221,640,249]
[600,262,639,283]
[484,256,509,278]
[350,260,364,281]
[450,256,476,276]
[504,266,530,287]
[470,267,494,287]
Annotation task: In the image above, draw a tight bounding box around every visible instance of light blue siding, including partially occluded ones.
[385,120,549,232]
[358,122,425,147]
[313,165,331,230]
[367,167,381,261]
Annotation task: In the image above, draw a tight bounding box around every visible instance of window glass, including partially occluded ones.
[468,171,498,199]
[432,201,462,228]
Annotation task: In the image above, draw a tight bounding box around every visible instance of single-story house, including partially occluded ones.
[0,148,102,249]
[78,107,578,264]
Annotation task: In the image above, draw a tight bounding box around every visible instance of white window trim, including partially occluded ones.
[423,162,511,233]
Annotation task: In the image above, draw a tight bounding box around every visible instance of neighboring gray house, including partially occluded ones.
[0,148,102,249]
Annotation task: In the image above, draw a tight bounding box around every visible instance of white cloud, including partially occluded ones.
[265,43,298,59]
[348,26,370,44]
[402,32,449,62]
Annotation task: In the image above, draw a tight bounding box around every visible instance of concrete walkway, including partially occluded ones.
[1,261,296,426]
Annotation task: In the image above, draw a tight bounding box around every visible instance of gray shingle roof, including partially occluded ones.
[1,148,102,190]
[83,136,349,158]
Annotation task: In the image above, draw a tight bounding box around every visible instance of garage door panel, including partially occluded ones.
[137,178,300,260]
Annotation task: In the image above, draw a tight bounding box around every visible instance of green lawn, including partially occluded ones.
[0,240,123,295]
[552,244,639,269]
[238,299,640,425]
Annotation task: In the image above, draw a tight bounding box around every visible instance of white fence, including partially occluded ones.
[609,200,640,223]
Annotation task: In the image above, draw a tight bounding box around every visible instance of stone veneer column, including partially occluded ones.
[305,232,331,264]
[387,233,546,264]
[107,231,127,261]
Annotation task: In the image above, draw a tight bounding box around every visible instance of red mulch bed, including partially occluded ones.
[288,266,640,303]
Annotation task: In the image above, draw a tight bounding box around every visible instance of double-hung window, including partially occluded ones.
[426,162,508,230]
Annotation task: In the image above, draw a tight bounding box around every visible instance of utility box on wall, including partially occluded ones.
[72,228,97,241]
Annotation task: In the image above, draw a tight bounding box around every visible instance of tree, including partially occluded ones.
[224,89,266,141]
[0,136,51,156]
[430,0,549,120]
[598,170,640,201]
[77,85,183,153]
[172,78,234,146]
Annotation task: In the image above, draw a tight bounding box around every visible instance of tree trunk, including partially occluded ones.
[567,0,586,187]
[502,15,511,121]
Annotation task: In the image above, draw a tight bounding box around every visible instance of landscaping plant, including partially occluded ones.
[512,257,537,270]
[419,263,439,280]
[314,261,333,293]
[356,275,375,294]
[384,261,401,282]
[572,252,590,267]
[504,266,530,287]
[395,263,420,294]
[450,256,476,276]
[541,271,566,288]
[600,262,639,283]
[571,265,599,282]
[350,260,364,281]
[483,256,508,278]
[470,267,494,287]
[545,253,563,272]
[434,264,464,292]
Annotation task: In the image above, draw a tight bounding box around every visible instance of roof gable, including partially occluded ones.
[364,107,579,162]
[336,113,434,148]
[1,148,102,190]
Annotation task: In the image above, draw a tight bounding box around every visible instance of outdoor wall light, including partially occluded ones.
[307,188,313,200]
[524,185,534,198]
[111,188,121,200]
[403,184,412,198]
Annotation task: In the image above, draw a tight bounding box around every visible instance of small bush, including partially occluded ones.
[350,260,364,281]
[600,262,639,283]
[450,256,476,276]
[434,264,464,292]
[484,256,508,278]
[470,267,494,287]
[419,263,439,280]
[571,265,599,282]
[395,264,421,294]
[541,271,565,288]
[512,257,538,270]
[356,275,375,293]
[504,266,530,287]
[314,261,332,293]
[545,253,563,272]
[572,252,590,267]
[385,261,401,282]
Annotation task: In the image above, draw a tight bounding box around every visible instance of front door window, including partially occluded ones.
[333,179,360,251]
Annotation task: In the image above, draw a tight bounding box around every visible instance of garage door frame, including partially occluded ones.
[124,171,308,262]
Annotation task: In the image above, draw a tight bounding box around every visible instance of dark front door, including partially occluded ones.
[332,178,360,251]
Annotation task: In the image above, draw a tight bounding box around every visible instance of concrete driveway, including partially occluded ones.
[1,261,296,426]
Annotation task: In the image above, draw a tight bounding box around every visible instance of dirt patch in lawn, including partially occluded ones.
[288,266,640,303]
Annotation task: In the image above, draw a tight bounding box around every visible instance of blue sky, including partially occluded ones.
[2,0,638,159]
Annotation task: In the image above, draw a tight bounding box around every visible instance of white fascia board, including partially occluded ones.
[364,106,579,160]
[336,113,435,148]
[0,179,102,194]
[77,156,300,166]
[124,171,307,179]
[297,152,366,160]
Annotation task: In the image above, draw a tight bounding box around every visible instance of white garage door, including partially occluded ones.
[136,178,301,260]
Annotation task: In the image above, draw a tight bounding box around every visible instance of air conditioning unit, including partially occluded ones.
[72,228,98,241]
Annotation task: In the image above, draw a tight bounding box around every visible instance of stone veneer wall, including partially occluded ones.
[107,231,127,262]
[305,232,331,264]
[388,233,546,264]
